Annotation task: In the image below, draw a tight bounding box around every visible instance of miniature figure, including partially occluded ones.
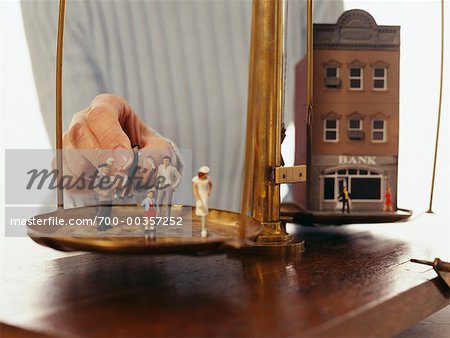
[106,157,116,176]
[94,163,115,231]
[120,143,141,198]
[106,157,119,198]
[156,156,182,218]
[338,186,351,214]
[192,166,212,238]
[141,189,157,231]
[384,186,394,212]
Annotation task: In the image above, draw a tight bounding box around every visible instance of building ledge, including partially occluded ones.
[281,202,412,226]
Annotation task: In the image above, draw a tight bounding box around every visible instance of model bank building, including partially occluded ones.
[294,9,400,212]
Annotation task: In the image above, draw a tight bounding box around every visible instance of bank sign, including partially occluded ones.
[311,155,397,166]
[338,156,377,165]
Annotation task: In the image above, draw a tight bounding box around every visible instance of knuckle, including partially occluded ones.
[71,110,87,123]
[99,133,123,148]
[85,106,106,124]
[67,121,87,146]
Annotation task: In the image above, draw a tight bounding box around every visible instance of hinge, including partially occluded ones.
[273,165,307,184]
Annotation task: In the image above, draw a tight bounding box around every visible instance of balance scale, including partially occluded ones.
[28,0,443,255]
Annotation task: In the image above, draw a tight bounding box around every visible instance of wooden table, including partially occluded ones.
[1,214,449,337]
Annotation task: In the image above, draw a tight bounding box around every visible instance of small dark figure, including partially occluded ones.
[120,143,141,198]
[106,157,118,198]
[95,163,114,231]
[338,186,351,214]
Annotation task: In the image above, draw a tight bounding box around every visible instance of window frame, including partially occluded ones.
[373,67,387,91]
[349,67,363,90]
[372,119,386,143]
[323,119,339,142]
[348,119,362,131]
[324,66,341,89]
[325,66,339,78]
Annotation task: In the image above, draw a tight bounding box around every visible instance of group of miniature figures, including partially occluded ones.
[93,144,212,237]
[138,165,212,238]
[139,165,212,237]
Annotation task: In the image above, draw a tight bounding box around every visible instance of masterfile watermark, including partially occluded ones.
[5,149,192,205]
[5,149,194,238]
[26,167,171,191]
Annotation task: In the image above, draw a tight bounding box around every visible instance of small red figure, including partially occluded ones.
[384,186,394,212]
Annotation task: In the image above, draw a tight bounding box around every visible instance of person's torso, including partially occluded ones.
[158,165,175,184]
[193,176,210,195]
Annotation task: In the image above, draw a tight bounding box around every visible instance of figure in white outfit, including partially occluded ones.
[192,166,213,238]
[156,156,182,218]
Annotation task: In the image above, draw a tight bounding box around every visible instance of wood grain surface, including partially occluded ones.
[1,214,449,337]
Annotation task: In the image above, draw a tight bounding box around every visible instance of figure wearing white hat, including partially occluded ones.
[192,166,213,238]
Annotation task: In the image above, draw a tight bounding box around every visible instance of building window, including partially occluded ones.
[323,169,382,201]
[348,119,364,140]
[373,67,387,90]
[323,60,342,89]
[325,66,341,89]
[372,120,386,142]
[326,67,338,77]
[324,119,339,142]
[351,177,382,200]
[324,177,335,200]
[349,67,363,90]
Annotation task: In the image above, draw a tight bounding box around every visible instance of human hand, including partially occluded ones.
[63,94,178,194]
